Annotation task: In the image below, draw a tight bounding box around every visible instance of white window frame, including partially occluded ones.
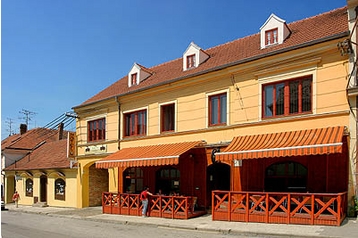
[121,106,149,139]
[258,68,317,120]
[158,100,177,134]
[206,89,230,128]
[85,113,108,142]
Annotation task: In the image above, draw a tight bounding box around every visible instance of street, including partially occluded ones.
[0,211,270,238]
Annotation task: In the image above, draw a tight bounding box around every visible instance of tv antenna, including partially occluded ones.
[5,118,15,136]
[19,109,37,128]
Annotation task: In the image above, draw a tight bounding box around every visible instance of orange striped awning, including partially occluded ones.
[95,141,202,168]
[215,126,345,162]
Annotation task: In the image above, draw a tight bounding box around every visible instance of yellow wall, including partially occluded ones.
[4,169,78,208]
[74,36,353,206]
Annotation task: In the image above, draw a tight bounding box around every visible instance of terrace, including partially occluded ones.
[102,192,206,219]
[212,191,347,226]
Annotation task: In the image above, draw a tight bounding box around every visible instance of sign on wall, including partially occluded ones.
[234,159,242,167]
[67,132,76,158]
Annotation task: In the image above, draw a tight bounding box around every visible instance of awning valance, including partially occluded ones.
[96,141,203,168]
[215,126,345,161]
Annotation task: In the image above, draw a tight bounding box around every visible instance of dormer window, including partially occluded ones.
[187,54,196,69]
[265,28,278,46]
[131,73,137,86]
[183,42,209,71]
[260,14,290,49]
[128,63,152,87]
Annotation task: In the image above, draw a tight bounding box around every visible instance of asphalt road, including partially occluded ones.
[1,211,273,238]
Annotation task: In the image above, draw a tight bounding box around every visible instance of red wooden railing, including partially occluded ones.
[102,192,205,219]
[212,191,347,226]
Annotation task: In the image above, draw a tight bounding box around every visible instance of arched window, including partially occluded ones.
[25,178,33,197]
[55,178,65,200]
[156,167,180,195]
[123,168,143,194]
[265,161,307,192]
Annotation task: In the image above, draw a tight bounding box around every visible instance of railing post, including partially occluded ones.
[186,197,189,219]
[172,197,174,219]
[287,193,291,224]
[110,193,113,214]
[228,191,231,221]
[102,192,105,213]
[159,196,162,218]
[265,193,269,223]
[337,193,342,226]
[311,194,314,225]
[245,192,249,222]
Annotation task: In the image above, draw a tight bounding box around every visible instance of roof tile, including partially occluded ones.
[78,7,348,107]
[4,139,71,171]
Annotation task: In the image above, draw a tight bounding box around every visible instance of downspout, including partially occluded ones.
[356,96,358,198]
[355,6,358,199]
[115,96,121,193]
[115,96,121,150]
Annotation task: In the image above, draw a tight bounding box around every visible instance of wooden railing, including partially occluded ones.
[102,192,205,219]
[212,191,347,226]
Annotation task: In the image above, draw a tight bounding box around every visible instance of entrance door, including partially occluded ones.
[207,163,230,206]
[40,176,47,202]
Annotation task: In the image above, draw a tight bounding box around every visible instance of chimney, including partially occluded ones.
[20,124,27,135]
[58,122,64,140]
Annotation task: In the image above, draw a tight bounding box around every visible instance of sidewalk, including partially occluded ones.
[3,204,358,237]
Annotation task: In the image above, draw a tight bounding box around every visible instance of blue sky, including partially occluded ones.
[1,0,347,139]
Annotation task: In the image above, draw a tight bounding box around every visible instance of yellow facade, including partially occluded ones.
[5,169,78,208]
[74,36,353,207]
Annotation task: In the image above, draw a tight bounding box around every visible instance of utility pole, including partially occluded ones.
[5,118,15,136]
[19,109,37,128]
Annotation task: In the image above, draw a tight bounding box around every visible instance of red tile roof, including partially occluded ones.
[215,126,345,161]
[76,7,348,107]
[3,139,71,171]
[2,127,67,151]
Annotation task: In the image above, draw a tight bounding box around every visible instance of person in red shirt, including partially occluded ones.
[140,186,152,217]
[12,191,20,208]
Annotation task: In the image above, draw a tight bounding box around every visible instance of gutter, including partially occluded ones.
[74,31,349,109]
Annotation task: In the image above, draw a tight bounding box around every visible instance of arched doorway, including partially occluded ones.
[265,161,307,192]
[155,167,180,195]
[207,162,230,206]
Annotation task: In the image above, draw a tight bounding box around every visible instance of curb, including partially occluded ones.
[4,207,351,238]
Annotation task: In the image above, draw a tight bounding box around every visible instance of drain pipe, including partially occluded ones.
[115,96,121,150]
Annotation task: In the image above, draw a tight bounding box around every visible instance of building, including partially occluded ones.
[2,124,78,208]
[346,0,358,215]
[73,4,357,225]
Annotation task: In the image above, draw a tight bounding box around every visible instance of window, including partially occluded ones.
[25,179,33,197]
[55,178,65,200]
[186,54,196,69]
[209,93,227,126]
[265,161,307,192]
[161,103,175,132]
[265,28,278,45]
[131,73,137,86]
[124,109,147,136]
[88,118,106,142]
[123,168,143,194]
[263,76,312,118]
[155,167,180,195]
